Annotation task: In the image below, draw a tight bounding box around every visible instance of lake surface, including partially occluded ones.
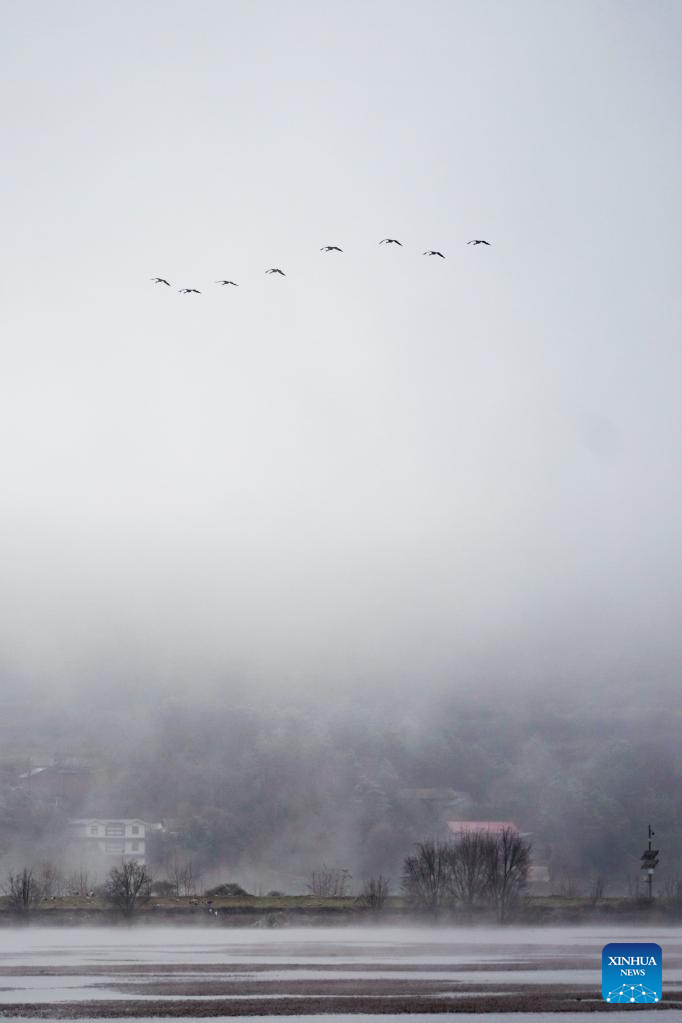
[0,924,680,1018]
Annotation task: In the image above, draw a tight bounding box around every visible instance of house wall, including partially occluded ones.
[67,819,152,879]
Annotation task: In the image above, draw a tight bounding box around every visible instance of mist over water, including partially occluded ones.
[1,925,681,1019]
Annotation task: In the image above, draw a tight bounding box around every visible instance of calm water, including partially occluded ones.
[0,924,680,1018]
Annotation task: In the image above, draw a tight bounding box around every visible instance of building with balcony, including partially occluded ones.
[67,819,163,880]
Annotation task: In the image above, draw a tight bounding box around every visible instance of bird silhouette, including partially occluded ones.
[151,278,171,285]
[379,238,402,246]
[321,246,343,253]
[215,280,239,286]
[467,239,491,246]
[423,250,445,258]
[178,288,201,294]
[265,268,286,275]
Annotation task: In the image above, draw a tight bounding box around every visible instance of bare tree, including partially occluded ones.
[103,861,152,919]
[357,875,390,911]
[590,875,606,903]
[447,831,497,911]
[487,828,531,922]
[660,878,682,900]
[626,871,642,898]
[66,869,90,896]
[555,874,580,898]
[402,840,452,918]
[3,868,42,917]
[37,862,64,898]
[170,858,199,896]
[307,865,352,897]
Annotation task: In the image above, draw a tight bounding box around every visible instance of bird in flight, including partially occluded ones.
[380,238,402,246]
[215,280,239,286]
[178,288,201,294]
[265,268,286,275]
[423,250,445,258]
[321,246,343,253]
[151,277,171,285]
[467,239,491,246]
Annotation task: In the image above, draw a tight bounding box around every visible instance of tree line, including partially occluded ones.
[2,828,530,923]
[1,861,152,920]
[402,828,530,921]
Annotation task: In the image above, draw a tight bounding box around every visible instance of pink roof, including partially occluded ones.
[447,820,519,835]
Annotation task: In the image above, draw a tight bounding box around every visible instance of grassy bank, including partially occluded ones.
[1,892,681,925]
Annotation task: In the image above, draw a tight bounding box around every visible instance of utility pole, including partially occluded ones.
[640,825,659,900]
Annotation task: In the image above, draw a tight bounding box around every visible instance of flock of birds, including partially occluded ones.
[151,238,491,292]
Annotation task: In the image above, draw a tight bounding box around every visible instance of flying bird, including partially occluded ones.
[265,268,286,275]
[423,250,445,258]
[467,239,491,246]
[379,238,402,246]
[321,246,343,252]
[151,277,171,285]
[215,280,239,286]
[178,288,201,294]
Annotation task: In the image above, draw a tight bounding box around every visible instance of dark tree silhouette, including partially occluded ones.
[488,827,531,922]
[307,865,352,897]
[357,874,390,911]
[447,831,496,911]
[3,868,42,918]
[104,861,152,919]
[402,840,452,918]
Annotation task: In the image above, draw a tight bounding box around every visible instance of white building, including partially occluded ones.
[67,819,163,877]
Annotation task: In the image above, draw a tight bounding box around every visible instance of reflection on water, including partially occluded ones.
[0,925,680,1015]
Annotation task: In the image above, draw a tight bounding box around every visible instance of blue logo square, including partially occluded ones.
[602,943,662,1003]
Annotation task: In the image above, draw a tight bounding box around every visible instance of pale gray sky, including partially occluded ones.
[1,0,681,692]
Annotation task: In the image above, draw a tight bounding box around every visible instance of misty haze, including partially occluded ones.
[2,925,682,1017]
[1,0,681,1017]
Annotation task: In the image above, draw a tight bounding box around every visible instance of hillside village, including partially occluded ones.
[0,756,594,899]
[0,754,554,895]
[0,688,679,900]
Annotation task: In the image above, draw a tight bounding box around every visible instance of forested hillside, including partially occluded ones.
[0,678,679,894]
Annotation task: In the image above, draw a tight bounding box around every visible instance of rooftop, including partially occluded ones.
[447,820,520,835]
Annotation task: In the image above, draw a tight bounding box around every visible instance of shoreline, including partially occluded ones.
[1,895,679,928]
